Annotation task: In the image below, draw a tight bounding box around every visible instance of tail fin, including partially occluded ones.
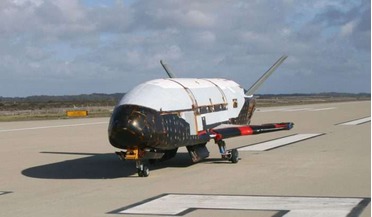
[245,55,287,96]
[160,60,177,78]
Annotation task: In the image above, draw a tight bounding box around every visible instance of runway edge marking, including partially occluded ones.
[257,107,336,113]
[336,116,371,126]
[237,133,325,151]
[0,121,109,133]
[109,194,371,217]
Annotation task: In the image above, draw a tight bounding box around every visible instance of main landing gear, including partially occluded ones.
[217,140,239,163]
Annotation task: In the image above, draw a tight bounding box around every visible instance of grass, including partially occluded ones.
[0,96,369,122]
[0,108,113,122]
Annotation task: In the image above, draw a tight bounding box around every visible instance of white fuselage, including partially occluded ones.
[119,78,251,135]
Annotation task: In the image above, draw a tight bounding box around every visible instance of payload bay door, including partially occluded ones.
[182,111,198,135]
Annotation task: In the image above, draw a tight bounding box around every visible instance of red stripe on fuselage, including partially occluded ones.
[238,126,254,135]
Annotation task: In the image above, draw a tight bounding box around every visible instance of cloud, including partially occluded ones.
[0,0,370,96]
[183,10,215,28]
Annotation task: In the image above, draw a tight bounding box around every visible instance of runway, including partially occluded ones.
[0,101,370,217]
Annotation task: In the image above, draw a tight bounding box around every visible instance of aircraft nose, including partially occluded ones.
[108,105,152,149]
[125,112,146,136]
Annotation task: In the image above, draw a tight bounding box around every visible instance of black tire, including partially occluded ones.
[142,166,150,177]
[230,149,239,163]
[137,166,150,177]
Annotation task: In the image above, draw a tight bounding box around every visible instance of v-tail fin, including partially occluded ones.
[160,60,177,78]
[245,55,288,96]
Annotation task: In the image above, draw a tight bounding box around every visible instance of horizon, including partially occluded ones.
[1,91,371,99]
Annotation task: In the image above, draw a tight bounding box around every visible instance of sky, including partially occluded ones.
[0,0,370,97]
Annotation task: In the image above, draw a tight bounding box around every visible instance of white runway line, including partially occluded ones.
[257,107,336,113]
[238,133,324,151]
[338,117,371,126]
[310,107,336,111]
[0,121,109,133]
[116,194,369,217]
[256,108,287,113]
[283,108,311,112]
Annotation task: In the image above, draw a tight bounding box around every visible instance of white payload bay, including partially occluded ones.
[120,78,248,134]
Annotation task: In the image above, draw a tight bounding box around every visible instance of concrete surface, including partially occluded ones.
[0,101,370,216]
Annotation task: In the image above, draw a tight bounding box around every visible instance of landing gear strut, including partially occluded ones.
[217,140,239,163]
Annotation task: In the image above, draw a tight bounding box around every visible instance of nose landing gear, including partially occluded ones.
[136,161,150,177]
[115,148,164,177]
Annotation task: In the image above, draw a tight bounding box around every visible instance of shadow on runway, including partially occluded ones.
[21,152,197,179]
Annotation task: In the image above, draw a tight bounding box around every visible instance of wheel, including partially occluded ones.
[137,166,150,177]
[230,149,239,163]
[142,166,150,177]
